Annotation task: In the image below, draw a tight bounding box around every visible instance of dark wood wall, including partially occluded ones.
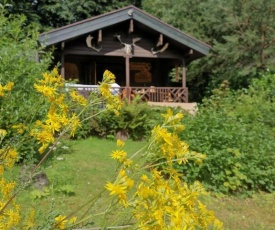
[60,22,182,86]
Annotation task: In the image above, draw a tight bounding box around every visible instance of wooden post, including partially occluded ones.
[182,59,188,102]
[61,42,65,78]
[175,64,179,82]
[182,59,186,88]
[94,62,97,84]
[125,55,130,100]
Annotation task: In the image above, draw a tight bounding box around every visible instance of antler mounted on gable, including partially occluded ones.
[114,34,141,55]
[86,34,102,52]
[151,34,169,55]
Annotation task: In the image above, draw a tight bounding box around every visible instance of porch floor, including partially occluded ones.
[147,102,198,115]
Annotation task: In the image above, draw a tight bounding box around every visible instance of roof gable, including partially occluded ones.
[39,5,211,57]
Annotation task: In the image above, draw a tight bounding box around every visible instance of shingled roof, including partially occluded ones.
[39,5,211,58]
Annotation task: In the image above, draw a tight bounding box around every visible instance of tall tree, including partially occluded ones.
[3,0,142,29]
[143,0,275,100]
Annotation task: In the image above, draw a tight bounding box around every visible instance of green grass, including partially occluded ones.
[8,137,275,229]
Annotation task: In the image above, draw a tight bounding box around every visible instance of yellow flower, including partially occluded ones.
[105,182,127,205]
[3,82,14,91]
[36,130,55,144]
[0,166,4,175]
[4,148,17,168]
[116,139,125,147]
[141,174,150,183]
[70,90,87,106]
[123,158,133,168]
[70,114,81,136]
[0,129,7,138]
[46,112,62,133]
[5,207,21,228]
[136,186,152,199]
[110,150,127,162]
[0,179,16,199]
[69,216,77,224]
[38,143,49,154]
[103,70,116,83]
[11,123,26,134]
[24,209,35,229]
[54,215,67,230]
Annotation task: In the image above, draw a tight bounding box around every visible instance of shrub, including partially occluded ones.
[90,98,169,140]
[0,8,52,163]
[178,75,275,195]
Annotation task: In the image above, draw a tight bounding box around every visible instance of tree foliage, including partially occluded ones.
[143,0,275,100]
[4,0,142,29]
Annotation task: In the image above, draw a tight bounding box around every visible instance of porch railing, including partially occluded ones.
[65,84,188,103]
[124,87,188,103]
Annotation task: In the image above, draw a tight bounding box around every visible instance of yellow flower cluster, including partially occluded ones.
[54,215,77,230]
[99,70,123,116]
[150,108,206,166]
[31,68,83,153]
[105,169,134,206]
[70,90,87,106]
[0,203,21,229]
[0,130,21,229]
[0,82,14,97]
[105,109,223,229]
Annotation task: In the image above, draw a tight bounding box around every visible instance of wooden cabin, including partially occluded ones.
[39,5,211,103]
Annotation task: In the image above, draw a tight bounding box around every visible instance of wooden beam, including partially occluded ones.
[129,19,134,33]
[156,34,163,47]
[98,30,102,43]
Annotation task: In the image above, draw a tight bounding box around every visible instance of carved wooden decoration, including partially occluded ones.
[130,62,152,83]
[65,62,79,80]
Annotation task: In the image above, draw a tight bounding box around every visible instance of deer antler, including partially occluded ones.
[114,35,141,55]
[86,35,102,52]
[151,42,169,55]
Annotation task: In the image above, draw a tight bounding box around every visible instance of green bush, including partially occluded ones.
[89,98,170,140]
[178,74,275,195]
[0,9,51,163]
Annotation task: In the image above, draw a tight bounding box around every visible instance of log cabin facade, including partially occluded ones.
[39,5,211,103]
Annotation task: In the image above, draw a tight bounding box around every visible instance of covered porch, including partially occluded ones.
[63,55,188,102]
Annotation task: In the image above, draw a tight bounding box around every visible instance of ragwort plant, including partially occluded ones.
[0,69,222,229]
[0,69,121,229]
[101,109,223,229]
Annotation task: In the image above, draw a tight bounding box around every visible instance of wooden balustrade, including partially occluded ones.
[66,84,188,103]
[128,87,188,103]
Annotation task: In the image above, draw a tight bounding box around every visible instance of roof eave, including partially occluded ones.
[39,8,133,46]
[39,5,211,56]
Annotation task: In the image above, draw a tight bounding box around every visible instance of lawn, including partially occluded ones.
[12,137,275,229]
